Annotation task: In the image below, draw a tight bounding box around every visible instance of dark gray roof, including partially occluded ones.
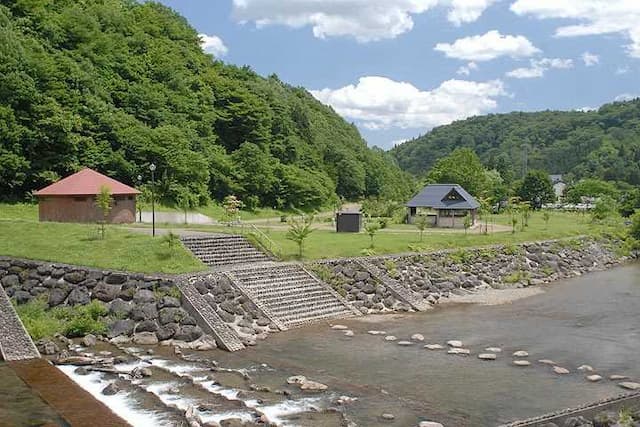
[406,184,480,210]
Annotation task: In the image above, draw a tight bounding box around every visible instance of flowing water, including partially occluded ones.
[2,264,638,426]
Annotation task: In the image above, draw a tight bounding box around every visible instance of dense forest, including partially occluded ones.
[0,0,414,209]
[392,101,640,186]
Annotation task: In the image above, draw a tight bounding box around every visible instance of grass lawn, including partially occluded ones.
[0,218,206,274]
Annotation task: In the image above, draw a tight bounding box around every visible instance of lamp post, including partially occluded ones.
[149,163,156,237]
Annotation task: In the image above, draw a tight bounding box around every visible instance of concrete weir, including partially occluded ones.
[0,284,39,361]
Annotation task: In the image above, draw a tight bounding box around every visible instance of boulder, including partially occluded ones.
[512,350,529,357]
[1,274,19,287]
[156,323,179,341]
[157,296,181,309]
[67,287,90,306]
[94,283,121,302]
[173,325,203,342]
[109,299,132,318]
[82,334,97,347]
[14,290,32,304]
[63,271,86,284]
[36,339,59,355]
[553,366,570,375]
[419,422,444,427]
[107,319,135,338]
[159,307,187,325]
[424,344,444,350]
[133,289,156,305]
[478,353,497,360]
[411,333,425,342]
[447,340,463,348]
[101,383,120,396]
[135,320,159,333]
[105,273,128,285]
[618,382,640,390]
[133,332,158,345]
[513,360,531,366]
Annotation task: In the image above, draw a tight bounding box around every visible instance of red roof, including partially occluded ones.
[34,168,141,196]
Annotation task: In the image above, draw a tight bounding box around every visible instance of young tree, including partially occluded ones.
[591,195,618,223]
[508,197,520,234]
[176,189,196,224]
[520,202,531,230]
[286,215,314,258]
[364,218,381,248]
[161,231,180,255]
[517,170,555,207]
[222,195,243,225]
[415,214,429,242]
[542,211,550,229]
[95,185,112,240]
[463,215,472,235]
[478,196,493,235]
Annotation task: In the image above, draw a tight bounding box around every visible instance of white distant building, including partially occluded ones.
[549,174,566,200]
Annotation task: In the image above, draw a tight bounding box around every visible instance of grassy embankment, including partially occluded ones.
[0,204,205,274]
[0,203,623,270]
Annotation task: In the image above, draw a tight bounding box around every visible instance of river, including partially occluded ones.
[2,264,638,426]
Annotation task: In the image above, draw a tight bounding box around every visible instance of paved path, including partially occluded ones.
[0,285,39,361]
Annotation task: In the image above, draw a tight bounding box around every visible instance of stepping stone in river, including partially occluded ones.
[478,353,497,360]
[398,341,413,346]
[380,413,395,421]
[448,348,470,356]
[447,340,463,348]
[384,336,397,341]
[411,333,425,342]
[586,375,603,382]
[368,330,386,335]
[344,330,354,337]
[424,344,444,350]
[538,359,556,365]
[553,366,570,375]
[331,325,349,330]
[484,347,502,353]
[512,351,529,358]
[610,375,629,380]
[513,360,531,367]
[577,365,594,372]
[619,382,640,391]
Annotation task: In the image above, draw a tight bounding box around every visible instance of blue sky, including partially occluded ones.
[157,0,640,149]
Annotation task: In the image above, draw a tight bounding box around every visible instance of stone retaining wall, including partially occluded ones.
[0,258,207,348]
[312,237,629,314]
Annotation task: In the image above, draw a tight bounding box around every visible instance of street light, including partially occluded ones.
[137,175,143,223]
[149,163,156,237]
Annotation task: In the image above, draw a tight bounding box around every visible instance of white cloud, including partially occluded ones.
[506,57,573,79]
[198,34,228,57]
[576,106,596,112]
[448,0,500,26]
[581,52,599,66]
[435,30,540,61]
[615,93,640,102]
[456,61,478,75]
[231,0,495,42]
[310,76,507,130]
[511,0,640,58]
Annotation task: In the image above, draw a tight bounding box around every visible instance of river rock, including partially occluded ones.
[553,366,570,375]
[411,333,425,342]
[478,353,497,360]
[368,330,386,335]
[586,375,603,382]
[398,341,413,346]
[424,344,444,350]
[609,374,629,380]
[577,364,594,372]
[133,289,156,304]
[190,335,217,351]
[173,325,203,342]
[538,359,556,365]
[36,339,59,355]
[102,382,120,396]
[82,334,97,347]
[48,288,70,307]
[448,348,470,355]
[384,335,397,341]
[300,380,328,392]
[485,347,502,353]
[156,323,179,341]
[107,319,135,338]
[618,382,640,390]
[447,340,463,348]
[419,422,444,427]
[67,287,90,306]
[344,330,354,337]
[513,360,531,366]
[512,350,529,357]
[380,413,395,421]
[133,332,158,345]
[331,325,348,330]
[287,375,307,385]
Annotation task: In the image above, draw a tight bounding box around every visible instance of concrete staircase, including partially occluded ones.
[177,280,245,352]
[0,285,40,361]
[181,234,271,268]
[226,264,359,329]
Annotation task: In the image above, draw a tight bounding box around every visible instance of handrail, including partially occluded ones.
[248,224,283,258]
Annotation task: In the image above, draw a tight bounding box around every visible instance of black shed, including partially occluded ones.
[336,211,362,233]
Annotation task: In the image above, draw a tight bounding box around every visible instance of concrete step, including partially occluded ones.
[181,234,271,268]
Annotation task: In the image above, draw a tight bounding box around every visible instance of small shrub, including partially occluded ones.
[503,270,530,284]
[13,297,65,340]
[502,244,522,256]
[383,259,399,278]
[360,248,377,256]
[449,249,473,264]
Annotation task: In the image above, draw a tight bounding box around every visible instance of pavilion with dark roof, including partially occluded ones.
[34,168,140,224]
[405,183,480,228]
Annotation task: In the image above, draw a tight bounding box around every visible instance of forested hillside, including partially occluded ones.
[0,0,413,209]
[392,101,640,186]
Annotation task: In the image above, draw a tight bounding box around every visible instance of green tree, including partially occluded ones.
[542,211,550,229]
[222,195,243,224]
[463,215,472,235]
[286,215,314,258]
[630,210,640,240]
[517,170,555,206]
[176,189,196,224]
[591,195,618,222]
[425,148,488,196]
[415,214,429,242]
[565,178,620,204]
[364,219,381,248]
[95,185,112,240]
[161,231,180,255]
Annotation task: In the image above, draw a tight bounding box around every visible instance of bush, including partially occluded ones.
[630,211,640,240]
[13,297,65,340]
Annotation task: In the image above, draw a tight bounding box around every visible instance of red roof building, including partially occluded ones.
[35,168,140,224]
